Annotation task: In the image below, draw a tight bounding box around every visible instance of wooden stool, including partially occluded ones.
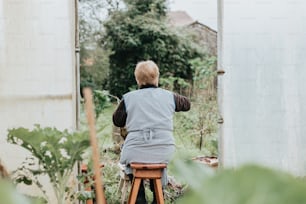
[128,163,167,204]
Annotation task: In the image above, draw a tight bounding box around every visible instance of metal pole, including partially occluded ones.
[75,0,81,130]
[217,0,224,168]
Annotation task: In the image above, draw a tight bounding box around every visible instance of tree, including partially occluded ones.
[103,0,204,97]
[79,45,110,91]
[78,0,121,91]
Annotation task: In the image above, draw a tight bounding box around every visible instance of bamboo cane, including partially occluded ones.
[83,87,107,204]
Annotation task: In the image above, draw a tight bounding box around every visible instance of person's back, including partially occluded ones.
[124,87,174,133]
[120,87,176,166]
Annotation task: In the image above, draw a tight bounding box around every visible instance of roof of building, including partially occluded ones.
[167,10,194,26]
[167,10,217,33]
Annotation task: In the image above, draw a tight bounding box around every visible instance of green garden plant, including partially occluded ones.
[93,90,111,119]
[171,56,218,156]
[173,159,306,204]
[7,125,90,204]
[190,56,217,92]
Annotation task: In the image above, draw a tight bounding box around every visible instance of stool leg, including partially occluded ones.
[153,178,164,204]
[121,179,127,204]
[117,178,124,194]
[128,178,141,204]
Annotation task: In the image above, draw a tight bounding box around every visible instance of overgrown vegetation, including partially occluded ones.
[80,46,111,91]
[7,125,89,204]
[79,0,119,91]
[173,160,306,204]
[78,0,219,199]
[79,0,207,97]
[103,0,204,97]
[76,88,218,203]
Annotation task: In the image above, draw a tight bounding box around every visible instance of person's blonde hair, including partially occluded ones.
[134,60,160,86]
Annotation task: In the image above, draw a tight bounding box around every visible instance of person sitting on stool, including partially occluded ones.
[113,60,190,204]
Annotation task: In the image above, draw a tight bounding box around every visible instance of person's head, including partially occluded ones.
[134,60,160,87]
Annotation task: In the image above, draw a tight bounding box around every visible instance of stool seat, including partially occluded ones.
[128,163,167,204]
[130,163,167,170]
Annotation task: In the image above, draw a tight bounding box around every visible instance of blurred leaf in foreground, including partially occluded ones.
[0,179,31,204]
[174,161,306,204]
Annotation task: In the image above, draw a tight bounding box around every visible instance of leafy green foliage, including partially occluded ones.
[7,125,90,204]
[79,0,119,91]
[159,76,191,95]
[80,46,111,91]
[174,106,218,156]
[190,56,217,91]
[103,0,204,97]
[172,56,218,156]
[93,90,111,119]
[123,0,168,18]
[174,161,306,204]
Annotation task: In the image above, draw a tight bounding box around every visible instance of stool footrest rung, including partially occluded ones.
[133,169,163,178]
[130,163,167,170]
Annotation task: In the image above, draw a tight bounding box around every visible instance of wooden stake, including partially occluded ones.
[83,88,107,204]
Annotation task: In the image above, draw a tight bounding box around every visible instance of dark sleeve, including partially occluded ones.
[112,100,127,127]
[174,93,191,112]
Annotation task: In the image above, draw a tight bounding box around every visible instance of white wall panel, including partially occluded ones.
[0,0,76,199]
[220,0,306,175]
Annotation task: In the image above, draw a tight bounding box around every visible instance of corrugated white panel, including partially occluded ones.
[0,0,76,199]
[219,0,306,175]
